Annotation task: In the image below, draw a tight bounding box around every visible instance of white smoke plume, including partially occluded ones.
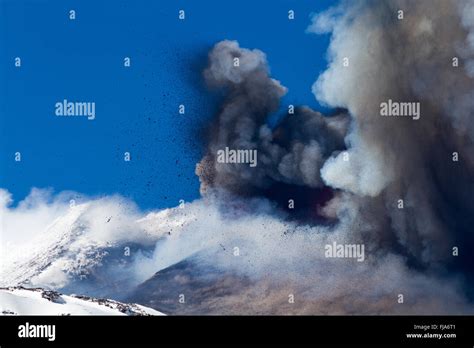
[308,0,474,267]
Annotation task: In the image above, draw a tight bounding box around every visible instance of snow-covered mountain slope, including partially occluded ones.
[0,198,194,296]
[0,287,164,315]
[1,204,91,287]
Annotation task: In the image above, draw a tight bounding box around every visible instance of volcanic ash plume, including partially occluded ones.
[194,0,474,311]
[309,0,474,268]
[197,40,350,196]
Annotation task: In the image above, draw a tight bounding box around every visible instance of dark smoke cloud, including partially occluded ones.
[194,0,474,309]
[197,40,349,195]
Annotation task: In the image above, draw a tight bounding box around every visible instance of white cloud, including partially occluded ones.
[1,187,472,314]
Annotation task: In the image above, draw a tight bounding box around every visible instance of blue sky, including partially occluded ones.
[0,0,333,210]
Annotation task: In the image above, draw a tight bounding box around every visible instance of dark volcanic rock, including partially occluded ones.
[125,257,266,315]
[125,255,317,315]
[125,256,473,315]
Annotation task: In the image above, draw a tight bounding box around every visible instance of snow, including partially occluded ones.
[0,201,179,289]
[0,287,164,316]
[0,204,90,287]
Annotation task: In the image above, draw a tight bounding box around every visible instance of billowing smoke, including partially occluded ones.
[2,0,474,314]
[309,0,474,270]
[197,40,349,195]
[191,0,474,311]
[198,1,474,277]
